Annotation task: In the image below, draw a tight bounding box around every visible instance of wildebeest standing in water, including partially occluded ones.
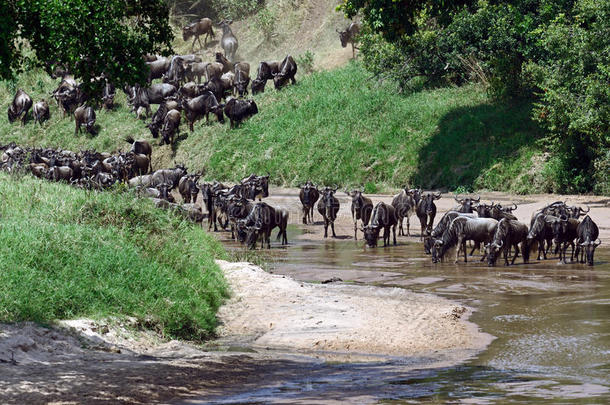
[416,191,441,240]
[391,187,420,236]
[8,89,33,126]
[337,21,361,58]
[317,186,340,238]
[299,181,319,224]
[348,188,373,240]
[574,215,601,266]
[183,18,214,50]
[362,202,398,247]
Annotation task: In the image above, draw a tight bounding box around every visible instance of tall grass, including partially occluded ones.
[1,63,547,193]
[0,173,228,340]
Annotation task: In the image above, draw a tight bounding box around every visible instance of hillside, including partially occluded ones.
[0,172,228,340]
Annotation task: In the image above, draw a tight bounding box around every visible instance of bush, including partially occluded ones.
[296,51,315,74]
[256,7,277,42]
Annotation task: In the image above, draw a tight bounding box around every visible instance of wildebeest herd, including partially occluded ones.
[6,18,305,146]
[299,185,603,266]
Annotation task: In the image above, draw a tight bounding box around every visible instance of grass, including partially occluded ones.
[0,172,229,340]
[1,62,549,193]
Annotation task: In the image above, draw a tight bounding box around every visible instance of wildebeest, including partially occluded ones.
[550,215,579,263]
[453,195,480,213]
[47,165,74,182]
[391,187,420,236]
[146,57,171,83]
[317,186,340,238]
[8,89,33,126]
[102,81,115,109]
[423,211,477,255]
[182,91,225,131]
[183,18,214,50]
[224,98,258,128]
[347,188,373,240]
[130,83,177,116]
[234,66,250,97]
[204,62,225,82]
[150,165,187,189]
[251,61,279,94]
[160,109,181,145]
[337,21,361,58]
[362,202,397,247]
[32,100,50,125]
[574,215,601,266]
[238,202,288,249]
[178,174,201,203]
[273,55,297,90]
[432,217,498,263]
[226,195,254,240]
[219,20,238,62]
[74,106,96,135]
[416,191,441,240]
[125,136,152,173]
[215,53,250,75]
[567,204,590,219]
[485,218,529,266]
[526,213,557,260]
[299,181,320,224]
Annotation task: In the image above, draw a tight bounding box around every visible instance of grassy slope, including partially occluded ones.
[0,63,547,193]
[0,173,228,340]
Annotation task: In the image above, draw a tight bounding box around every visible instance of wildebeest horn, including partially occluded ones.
[474,195,480,202]
[454,195,461,202]
[511,203,518,210]
[594,238,602,246]
[498,240,504,248]
[580,205,590,213]
[434,191,442,198]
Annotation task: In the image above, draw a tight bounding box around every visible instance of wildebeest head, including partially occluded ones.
[211,103,225,123]
[579,239,601,266]
[551,215,569,241]
[485,240,504,267]
[322,186,338,216]
[245,226,261,249]
[337,29,350,48]
[362,224,381,247]
[182,25,194,41]
[454,194,480,213]
[251,79,265,94]
[568,205,589,219]
[420,192,441,215]
[349,188,366,211]
[431,239,444,263]
[157,182,175,202]
[300,181,318,205]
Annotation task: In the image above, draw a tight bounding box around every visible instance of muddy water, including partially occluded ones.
[211,226,610,404]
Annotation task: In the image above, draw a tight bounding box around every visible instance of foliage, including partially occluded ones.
[211,0,261,21]
[0,172,228,340]
[296,51,315,74]
[1,0,173,95]
[256,7,277,42]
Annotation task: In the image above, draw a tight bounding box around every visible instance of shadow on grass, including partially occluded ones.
[412,99,544,191]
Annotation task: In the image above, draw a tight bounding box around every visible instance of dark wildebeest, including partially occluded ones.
[432,217,498,264]
[299,181,319,224]
[146,57,170,83]
[273,55,297,90]
[33,100,50,125]
[337,21,362,58]
[526,213,558,260]
[234,66,250,97]
[550,215,579,263]
[182,91,225,131]
[251,61,279,94]
[179,81,205,99]
[178,174,201,203]
[567,204,590,219]
[238,202,288,249]
[240,174,269,201]
[348,188,373,240]
[317,186,340,238]
[102,81,115,109]
[453,195,480,213]
[415,191,442,240]
[574,215,601,266]
[226,195,254,240]
[130,83,177,116]
[74,106,96,135]
[219,20,238,62]
[362,202,398,247]
[204,62,225,82]
[423,211,477,255]
[185,62,209,83]
[161,109,181,146]
[183,18,214,50]
[147,102,168,138]
[200,181,226,231]
[485,218,529,266]
[125,136,153,173]
[224,98,258,128]
[391,187,420,236]
[8,89,33,126]
[150,165,187,190]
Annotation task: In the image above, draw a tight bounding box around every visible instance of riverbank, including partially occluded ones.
[0,259,492,403]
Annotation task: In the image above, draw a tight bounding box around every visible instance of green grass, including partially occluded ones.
[1,62,550,193]
[0,173,228,340]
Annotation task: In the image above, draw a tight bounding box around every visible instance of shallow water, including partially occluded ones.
[207,226,610,404]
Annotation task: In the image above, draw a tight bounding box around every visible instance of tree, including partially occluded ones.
[1,0,174,94]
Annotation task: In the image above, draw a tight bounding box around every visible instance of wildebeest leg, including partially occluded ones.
[511,243,520,265]
[191,36,197,51]
[392,224,397,245]
[398,218,404,236]
[469,244,477,256]
[266,230,272,249]
[569,241,575,262]
[331,220,337,238]
[302,206,308,224]
[456,237,464,263]
[197,36,204,49]
[406,215,411,237]
[353,218,358,240]
[323,218,328,238]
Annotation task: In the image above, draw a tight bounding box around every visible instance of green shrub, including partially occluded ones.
[256,7,277,42]
[296,51,315,74]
